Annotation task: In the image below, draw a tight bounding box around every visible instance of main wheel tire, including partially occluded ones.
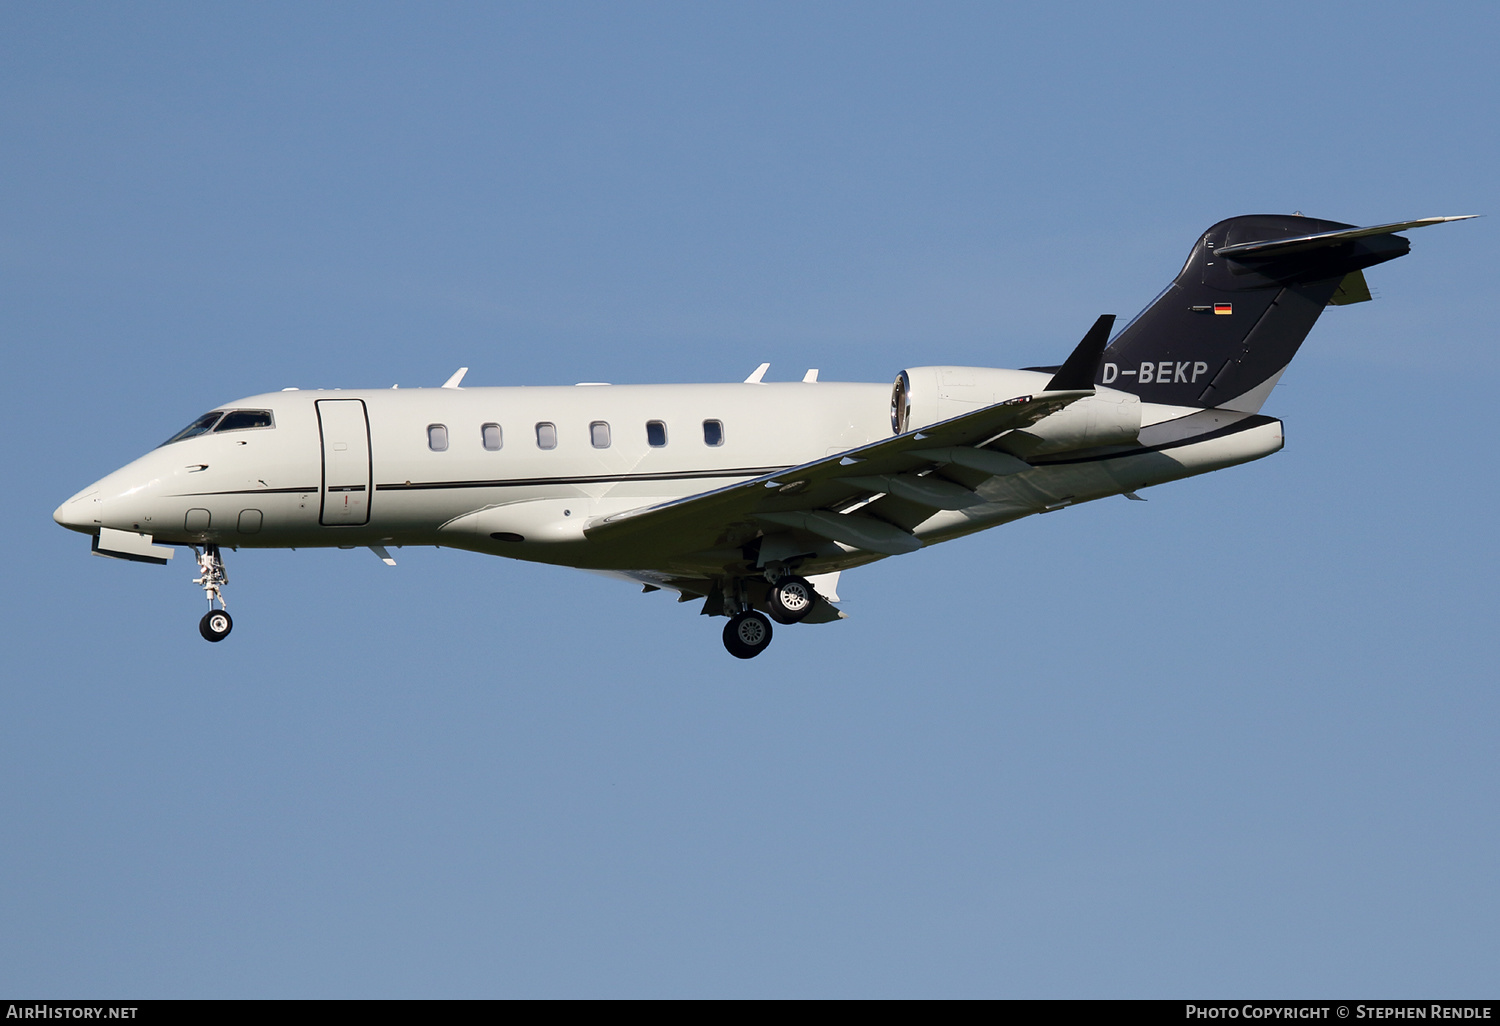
[767,576,817,624]
[723,611,773,659]
[199,609,233,642]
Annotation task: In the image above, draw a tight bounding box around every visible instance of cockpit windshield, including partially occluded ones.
[159,411,225,447]
[157,409,275,447]
[214,410,273,432]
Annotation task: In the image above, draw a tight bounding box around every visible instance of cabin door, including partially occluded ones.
[316,399,371,526]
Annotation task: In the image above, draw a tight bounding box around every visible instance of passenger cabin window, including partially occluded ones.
[213,409,274,432]
[590,421,611,448]
[703,419,724,446]
[427,424,449,451]
[482,423,502,451]
[160,411,224,447]
[646,420,667,447]
[536,422,557,449]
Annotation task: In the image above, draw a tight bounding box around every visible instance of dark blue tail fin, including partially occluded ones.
[1098,214,1444,411]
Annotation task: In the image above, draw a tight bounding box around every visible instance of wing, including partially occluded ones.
[584,389,1090,566]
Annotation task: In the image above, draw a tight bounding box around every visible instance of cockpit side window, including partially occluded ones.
[160,411,225,447]
[213,410,274,433]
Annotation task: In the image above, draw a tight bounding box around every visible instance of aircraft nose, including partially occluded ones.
[53,489,100,533]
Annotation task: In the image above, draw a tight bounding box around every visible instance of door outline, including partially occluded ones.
[316,399,372,526]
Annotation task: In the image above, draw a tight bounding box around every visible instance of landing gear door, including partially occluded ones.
[317,399,371,526]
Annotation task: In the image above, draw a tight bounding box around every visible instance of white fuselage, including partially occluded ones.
[54,373,1283,579]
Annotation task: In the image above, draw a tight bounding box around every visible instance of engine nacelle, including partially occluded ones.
[997,386,1141,457]
[891,366,1141,457]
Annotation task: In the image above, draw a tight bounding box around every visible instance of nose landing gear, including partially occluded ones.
[191,544,232,642]
[199,608,233,642]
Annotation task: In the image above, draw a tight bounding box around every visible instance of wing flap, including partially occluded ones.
[840,473,984,510]
[909,446,1031,476]
[756,510,923,555]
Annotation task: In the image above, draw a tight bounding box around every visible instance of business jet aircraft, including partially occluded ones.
[54,214,1471,657]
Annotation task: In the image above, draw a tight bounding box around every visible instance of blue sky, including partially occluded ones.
[2,2,1495,997]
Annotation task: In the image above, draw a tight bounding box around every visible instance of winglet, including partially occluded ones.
[745,363,770,383]
[442,367,469,389]
[1047,314,1115,391]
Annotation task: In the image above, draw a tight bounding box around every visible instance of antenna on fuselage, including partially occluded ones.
[744,363,770,383]
[442,367,469,389]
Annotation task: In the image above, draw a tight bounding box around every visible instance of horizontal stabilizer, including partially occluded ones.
[1214,215,1475,259]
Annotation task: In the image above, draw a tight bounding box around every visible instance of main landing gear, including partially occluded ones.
[723,611,774,659]
[718,573,818,658]
[767,575,816,625]
[191,544,232,642]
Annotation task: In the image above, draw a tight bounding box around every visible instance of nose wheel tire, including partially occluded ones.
[723,611,773,659]
[199,609,233,642]
[767,575,816,624]
[192,545,232,641]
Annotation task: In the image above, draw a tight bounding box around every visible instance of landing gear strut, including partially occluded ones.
[192,544,232,642]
